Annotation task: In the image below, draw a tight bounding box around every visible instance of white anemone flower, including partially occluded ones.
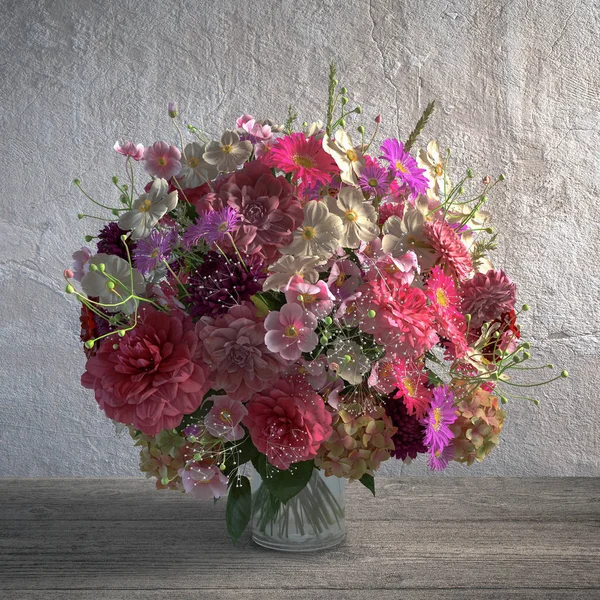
[323,129,365,186]
[262,255,322,292]
[177,142,218,188]
[281,200,343,261]
[118,178,178,240]
[305,120,325,139]
[327,339,370,385]
[81,254,146,314]
[326,187,379,248]
[418,140,449,198]
[203,130,252,173]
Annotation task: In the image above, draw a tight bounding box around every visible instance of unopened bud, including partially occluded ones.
[89,264,99,272]
[342,354,352,364]
[357,125,365,134]
[167,101,178,118]
[341,96,348,106]
[354,106,362,114]
[77,214,84,220]
[161,477,170,486]
[219,463,227,471]
[106,281,116,290]
[324,316,333,326]
[375,114,382,124]
[522,304,530,312]
[466,168,474,179]
[112,209,119,216]
[561,370,569,378]
[339,118,346,127]
[500,396,508,404]
[64,269,74,279]
[482,175,492,185]
[522,342,531,349]
[523,351,531,360]
[320,336,329,346]
[498,173,506,181]
[533,399,540,406]
[73,178,81,186]
[340,86,347,94]
[111,175,119,184]
[367,309,376,318]
[65,284,75,294]
[97,263,105,273]
[84,235,94,242]
[84,340,94,349]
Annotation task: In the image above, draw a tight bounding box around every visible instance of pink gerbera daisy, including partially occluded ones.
[265,133,338,187]
[423,220,473,281]
[393,360,432,419]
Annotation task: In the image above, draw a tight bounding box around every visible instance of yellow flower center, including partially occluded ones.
[157,157,167,167]
[300,293,316,304]
[187,157,199,168]
[436,287,449,307]
[346,149,358,162]
[379,362,392,378]
[432,407,442,431]
[335,272,346,287]
[385,263,398,274]
[403,377,416,397]
[151,249,159,258]
[218,221,229,232]
[395,160,407,173]
[345,210,358,222]
[368,177,379,187]
[138,199,153,213]
[219,410,232,424]
[221,145,233,154]
[293,154,315,168]
[302,226,316,240]
[285,325,299,338]
[435,163,443,177]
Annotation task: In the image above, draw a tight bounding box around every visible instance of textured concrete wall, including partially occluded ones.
[1,0,598,477]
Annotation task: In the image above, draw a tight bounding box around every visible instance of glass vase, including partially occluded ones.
[249,465,345,551]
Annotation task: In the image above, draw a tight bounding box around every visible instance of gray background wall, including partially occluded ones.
[0,0,598,477]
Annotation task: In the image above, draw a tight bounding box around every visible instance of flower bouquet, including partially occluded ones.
[65,64,566,551]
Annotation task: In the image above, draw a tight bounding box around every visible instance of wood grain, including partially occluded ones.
[0,477,598,599]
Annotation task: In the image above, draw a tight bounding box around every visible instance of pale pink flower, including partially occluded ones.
[367,250,419,285]
[71,247,93,281]
[114,141,144,161]
[180,464,228,500]
[204,396,248,442]
[285,275,334,318]
[327,259,361,300]
[143,141,182,179]
[368,358,397,394]
[264,303,318,361]
[287,356,329,391]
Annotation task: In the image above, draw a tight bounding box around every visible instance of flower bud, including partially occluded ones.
[89,264,99,272]
[193,453,203,461]
[522,342,531,349]
[375,114,382,124]
[482,175,492,185]
[112,209,119,216]
[113,344,119,350]
[340,86,347,94]
[522,304,530,312]
[498,173,506,181]
[324,316,333,326]
[367,309,376,318]
[342,354,352,364]
[354,106,362,114]
[523,351,531,360]
[64,269,74,279]
[320,336,329,346]
[84,340,95,349]
[167,101,178,118]
[97,263,106,273]
[73,178,81,186]
[65,284,75,294]
[161,477,170,486]
[111,175,119,184]
[339,118,346,127]
[357,125,365,134]
[106,281,115,290]
[500,396,508,404]
[561,370,569,378]
[533,399,540,406]
[77,214,84,220]
[466,168,474,179]
[84,235,94,242]
[341,96,348,106]
[118,329,127,337]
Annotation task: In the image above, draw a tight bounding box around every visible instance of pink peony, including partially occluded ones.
[144,141,182,179]
[243,377,332,470]
[423,220,473,281]
[203,395,248,441]
[114,140,145,161]
[356,278,438,358]
[285,275,334,319]
[461,269,517,328]
[81,307,211,436]
[264,303,318,361]
[180,464,228,500]
[196,303,286,402]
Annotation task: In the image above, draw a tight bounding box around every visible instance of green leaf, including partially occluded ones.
[225,475,252,543]
[222,434,259,476]
[359,473,375,496]
[254,454,315,504]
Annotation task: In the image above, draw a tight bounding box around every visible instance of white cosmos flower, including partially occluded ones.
[326,187,379,248]
[81,254,146,314]
[118,178,178,240]
[203,130,252,173]
[327,339,370,385]
[262,255,322,292]
[177,142,218,188]
[281,200,343,261]
[322,129,365,186]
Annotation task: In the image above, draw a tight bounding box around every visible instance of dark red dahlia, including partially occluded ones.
[386,396,427,461]
[96,222,136,259]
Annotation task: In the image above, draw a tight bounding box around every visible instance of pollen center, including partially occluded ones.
[346,149,358,162]
[345,210,358,222]
[293,154,315,168]
[187,157,199,168]
[157,157,167,167]
[221,145,233,154]
[302,226,316,240]
[219,410,232,423]
[395,160,407,173]
[138,199,153,213]
[435,164,443,177]
[335,272,346,287]
[368,177,379,187]
[436,288,449,307]
[285,325,299,338]
[403,377,416,397]
[432,407,442,431]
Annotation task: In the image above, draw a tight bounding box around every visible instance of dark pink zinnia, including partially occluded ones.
[461,269,517,328]
[243,377,333,470]
[81,307,211,436]
[424,220,473,282]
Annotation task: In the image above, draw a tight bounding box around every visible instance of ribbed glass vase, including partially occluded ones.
[249,465,345,552]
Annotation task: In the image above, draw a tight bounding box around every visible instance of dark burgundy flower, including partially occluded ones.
[386,396,427,461]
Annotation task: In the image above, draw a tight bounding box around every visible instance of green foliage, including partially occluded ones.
[222,433,259,476]
[359,473,375,496]
[404,100,436,152]
[225,475,252,543]
[284,104,299,135]
[471,232,498,272]
[251,454,315,504]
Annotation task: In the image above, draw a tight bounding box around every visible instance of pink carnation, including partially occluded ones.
[424,220,473,281]
[461,269,517,328]
[243,378,333,470]
[81,308,211,436]
[264,303,318,361]
[196,303,286,402]
[144,141,181,179]
[114,140,145,161]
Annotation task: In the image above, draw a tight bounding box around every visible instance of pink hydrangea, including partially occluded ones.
[81,307,211,436]
[180,464,228,500]
[264,303,318,361]
[114,140,145,161]
[144,141,182,179]
[203,395,248,442]
[461,269,517,328]
[243,377,333,470]
[196,303,286,402]
[285,275,334,319]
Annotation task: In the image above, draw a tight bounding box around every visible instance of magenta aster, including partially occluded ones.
[184,206,240,247]
[358,164,390,196]
[380,139,428,197]
[133,229,177,274]
[424,220,473,281]
[461,269,517,328]
[420,385,458,454]
[427,445,453,471]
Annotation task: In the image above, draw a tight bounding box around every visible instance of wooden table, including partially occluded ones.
[1,478,598,599]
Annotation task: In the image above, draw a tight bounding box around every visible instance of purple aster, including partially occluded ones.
[420,385,458,454]
[427,445,453,471]
[96,222,136,259]
[184,207,240,248]
[133,229,177,275]
[386,397,427,461]
[358,164,390,197]
[186,252,265,319]
[379,139,428,197]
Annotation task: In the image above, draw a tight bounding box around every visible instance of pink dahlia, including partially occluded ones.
[356,278,438,358]
[264,302,318,361]
[423,220,473,281]
[461,269,517,329]
[144,141,182,179]
[196,303,286,402]
[264,133,338,187]
[243,377,332,470]
[81,307,211,436]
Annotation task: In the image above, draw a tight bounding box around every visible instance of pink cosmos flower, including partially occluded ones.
[327,259,361,300]
[196,303,286,402]
[368,358,397,394]
[424,220,473,281]
[81,307,211,436]
[285,275,334,319]
[180,464,228,500]
[254,137,276,160]
[203,395,248,442]
[264,303,318,361]
[144,141,182,179]
[237,114,272,141]
[243,377,332,470]
[114,140,145,161]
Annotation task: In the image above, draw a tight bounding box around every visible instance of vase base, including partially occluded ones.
[251,530,345,552]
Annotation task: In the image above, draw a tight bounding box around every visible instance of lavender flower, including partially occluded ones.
[420,385,458,454]
[184,207,240,247]
[427,445,453,471]
[133,229,177,274]
[358,164,390,197]
[380,139,428,197]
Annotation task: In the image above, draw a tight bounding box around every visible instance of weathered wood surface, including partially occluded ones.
[0,478,598,599]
